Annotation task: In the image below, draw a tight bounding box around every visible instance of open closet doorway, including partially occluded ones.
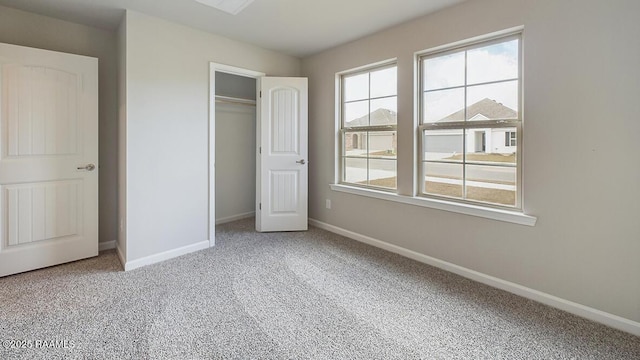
[209,63,264,247]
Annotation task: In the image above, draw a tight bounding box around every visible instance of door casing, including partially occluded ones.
[208,63,264,246]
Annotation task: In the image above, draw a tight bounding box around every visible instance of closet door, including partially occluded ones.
[0,43,98,277]
[256,77,308,232]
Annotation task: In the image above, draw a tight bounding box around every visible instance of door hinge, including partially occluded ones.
[259,203,262,210]
[259,147,261,154]
[259,91,262,98]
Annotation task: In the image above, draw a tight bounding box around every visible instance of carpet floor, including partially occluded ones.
[1,218,639,359]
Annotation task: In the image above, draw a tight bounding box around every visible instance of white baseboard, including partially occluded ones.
[216,211,255,225]
[121,240,209,272]
[98,240,117,252]
[308,218,640,337]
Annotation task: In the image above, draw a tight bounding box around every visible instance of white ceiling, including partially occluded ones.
[0,0,466,58]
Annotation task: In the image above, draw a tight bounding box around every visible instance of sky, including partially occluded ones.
[344,66,397,124]
[342,38,519,124]
[424,38,519,122]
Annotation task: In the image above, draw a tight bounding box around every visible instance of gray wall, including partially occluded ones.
[215,73,257,222]
[121,11,301,261]
[214,104,256,222]
[0,5,119,245]
[216,72,256,100]
[301,0,640,323]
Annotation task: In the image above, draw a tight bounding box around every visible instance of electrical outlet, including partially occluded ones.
[326,199,331,209]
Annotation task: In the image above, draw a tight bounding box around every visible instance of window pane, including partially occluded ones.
[465,164,516,206]
[418,34,521,207]
[370,97,397,125]
[465,128,517,161]
[343,132,368,157]
[340,63,398,192]
[467,39,518,85]
[344,73,369,102]
[466,81,518,120]
[370,67,397,98]
[423,162,463,198]
[369,159,396,189]
[423,88,465,123]
[423,129,463,161]
[344,157,367,184]
[423,52,465,91]
[344,100,369,126]
[368,131,396,157]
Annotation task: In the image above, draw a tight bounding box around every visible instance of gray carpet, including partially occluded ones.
[1,218,639,359]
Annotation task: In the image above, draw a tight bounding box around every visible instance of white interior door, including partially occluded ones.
[256,77,308,232]
[0,43,98,277]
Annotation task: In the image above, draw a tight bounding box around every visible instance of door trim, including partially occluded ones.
[208,63,265,247]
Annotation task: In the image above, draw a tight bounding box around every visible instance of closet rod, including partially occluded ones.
[215,95,256,106]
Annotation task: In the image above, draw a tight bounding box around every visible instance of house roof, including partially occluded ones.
[439,98,517,121]
[346,108,397,127]
[344,99,515,126]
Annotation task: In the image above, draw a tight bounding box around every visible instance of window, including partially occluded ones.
[505,131,516,147]
[332,30,535,225]
[419,34,521,208]
[340,63,397,190]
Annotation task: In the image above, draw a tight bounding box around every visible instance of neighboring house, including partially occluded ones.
[344,108,397,154]
[426,98,517,158]
[345,99,516,157]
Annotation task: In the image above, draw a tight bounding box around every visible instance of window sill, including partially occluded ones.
[329,184,537,226]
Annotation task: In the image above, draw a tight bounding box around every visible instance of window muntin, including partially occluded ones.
[341,64,397,190]
[505,131,517,147]
[419,34,521,208]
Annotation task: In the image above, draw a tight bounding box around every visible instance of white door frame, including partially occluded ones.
[208,63,265,247]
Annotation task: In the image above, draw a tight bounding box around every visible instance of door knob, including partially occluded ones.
[77,164,96,171]
[296,159,306,165]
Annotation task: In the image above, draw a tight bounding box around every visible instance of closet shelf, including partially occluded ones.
[215,95,256,106]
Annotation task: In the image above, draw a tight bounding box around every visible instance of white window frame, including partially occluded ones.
[337,61,398,192]
[505,131,517,147]
[330,28,535,226]
[418,31,523,211]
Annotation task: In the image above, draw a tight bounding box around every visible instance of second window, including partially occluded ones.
[341,64,398,190]
[419,34,521,208]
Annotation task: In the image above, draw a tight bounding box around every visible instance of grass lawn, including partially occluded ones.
[365,177,396,188]
[361,176,515,206]
[425,181,515,206]
[445,153,516,163]
[369,150,397,156]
